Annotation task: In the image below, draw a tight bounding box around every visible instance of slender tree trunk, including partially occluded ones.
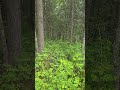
[65,0,70,41]
[70,0,74,42]
[35,0,44,53]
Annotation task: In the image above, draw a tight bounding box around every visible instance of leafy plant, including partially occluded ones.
[35,40,85,90]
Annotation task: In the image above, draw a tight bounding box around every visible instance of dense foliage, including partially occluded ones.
[35,40,85,90]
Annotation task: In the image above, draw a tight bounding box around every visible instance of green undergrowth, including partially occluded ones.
[85,39,115,90]
[35,40,85,90]
[0,32,34,90]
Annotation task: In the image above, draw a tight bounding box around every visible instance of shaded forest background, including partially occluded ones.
[35,0,85,53]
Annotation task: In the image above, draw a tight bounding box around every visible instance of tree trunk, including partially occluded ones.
[0,4,8,64]
[22,0,33,31]
[70,0,74,42]
[5,0,21,65]
[35,0,44,53]
[113,1,120,90]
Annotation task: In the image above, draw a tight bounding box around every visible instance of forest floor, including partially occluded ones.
[35,40,85,90]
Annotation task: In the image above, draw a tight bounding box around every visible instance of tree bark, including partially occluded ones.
[5,0,21,64]
[35,0,44,53]
[113,1,120,90]
[70,0,74,42]
[22,0,33,31]
[0,4,8,64]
